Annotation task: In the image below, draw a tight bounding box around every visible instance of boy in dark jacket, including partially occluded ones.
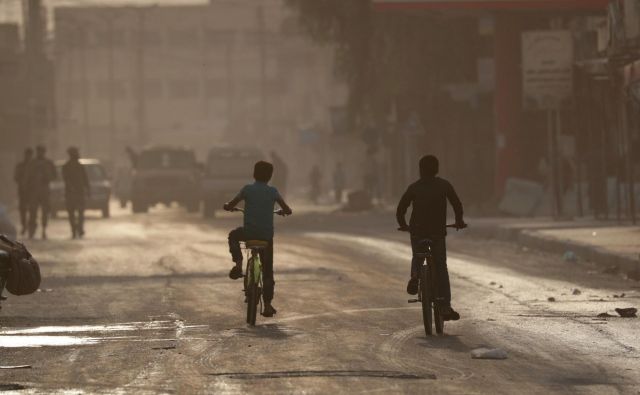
[396,155,466,321]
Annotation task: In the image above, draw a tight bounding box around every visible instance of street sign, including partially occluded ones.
[522,30,574,110]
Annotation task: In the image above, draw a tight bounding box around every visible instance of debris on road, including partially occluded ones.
[471,348,508,360]
[152,345,176,350]
[613,293,626,298]
[615,308,637,318]
[597,312,614,318]
[572,289,581,295]
[0,365,32,370]
[547,297,556,302]
[0,384,27,391]
[489,281,496,285]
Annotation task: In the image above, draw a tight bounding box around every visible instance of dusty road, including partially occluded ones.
[1,204,639,394]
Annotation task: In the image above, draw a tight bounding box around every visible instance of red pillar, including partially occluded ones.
[493,13,523,197]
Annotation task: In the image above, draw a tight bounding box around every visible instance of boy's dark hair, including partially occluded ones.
[254,161,274,182]
[419,155,439,178]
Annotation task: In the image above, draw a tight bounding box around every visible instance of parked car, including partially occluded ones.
[50,159,112,218]
[130,146,202,213]
[0,203,16,240]
[202,147,263,218]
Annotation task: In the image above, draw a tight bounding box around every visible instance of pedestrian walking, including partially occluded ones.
[24,145,56,240]
[309,165,322,204]
[333,162,345,204]
[271,151,289,196]
[13,148,33,235]
[62,147,90,239]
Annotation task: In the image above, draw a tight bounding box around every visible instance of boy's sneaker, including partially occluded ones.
[262,304,277,317]
[440,306,460,321]
[406,277,419,295]
[229,265,243,280]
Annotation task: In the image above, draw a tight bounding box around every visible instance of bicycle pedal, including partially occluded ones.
[408,299,419,303]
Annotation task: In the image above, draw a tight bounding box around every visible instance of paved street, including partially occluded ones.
[1,205,639,394]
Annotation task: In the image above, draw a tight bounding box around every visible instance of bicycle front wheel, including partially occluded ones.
[420,265,433,336]
[246,259,259,326]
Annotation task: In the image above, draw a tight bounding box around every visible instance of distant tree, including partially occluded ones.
[284,0,464,132]
[284,0,374,130]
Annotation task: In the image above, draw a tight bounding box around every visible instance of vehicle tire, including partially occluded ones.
[102,203,110,218]
[132,200,148,214]
[203,200,216,218]
[420,264,433,336]
[119,199,127,209]
[246,258,259,326]
[50,210,58,219]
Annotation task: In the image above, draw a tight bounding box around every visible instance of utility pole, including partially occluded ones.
[226,41,234,128]
[623,101,637,224]
[134,8,147,147]
[79,23,90,154]
[23,0,46,146]
[257,5,267,134]
[106,12,116,163]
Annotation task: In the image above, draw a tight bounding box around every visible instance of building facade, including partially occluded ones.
[53,0,346,168]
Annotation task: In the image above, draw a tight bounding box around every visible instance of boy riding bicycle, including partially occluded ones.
[396,155,466,321]
[224,161,292,317]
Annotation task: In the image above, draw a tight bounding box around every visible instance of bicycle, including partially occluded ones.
[230,207,286,326]
[401,224,466,336]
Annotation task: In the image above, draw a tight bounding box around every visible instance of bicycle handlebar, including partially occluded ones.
[229,207,288,216]
[397,223,468,232]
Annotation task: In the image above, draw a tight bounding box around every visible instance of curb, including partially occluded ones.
[466,224,640,279]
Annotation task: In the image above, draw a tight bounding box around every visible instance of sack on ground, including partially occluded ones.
[0,235,41,296]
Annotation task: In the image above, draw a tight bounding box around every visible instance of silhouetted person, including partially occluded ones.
[125,146,138,169]
[25,145,56,239]
[396,155,466,321]
[13,148,33,235]
[63,147,90,239]
[224,161,293,317]
[333,162,345,204]
[270,151,288,196]
[364,155,379,200]
[309,165,322,204]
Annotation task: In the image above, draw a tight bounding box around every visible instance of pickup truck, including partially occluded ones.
[202,147,263,218]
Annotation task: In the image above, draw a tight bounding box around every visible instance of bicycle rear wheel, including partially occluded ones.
[430,264,445,335]
[420,265,433,336]
[434,306,444,335]
[246,258,259,326]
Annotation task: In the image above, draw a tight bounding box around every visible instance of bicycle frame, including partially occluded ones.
[247,249,263,288]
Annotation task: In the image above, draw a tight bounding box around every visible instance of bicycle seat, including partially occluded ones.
[245,240,269,250]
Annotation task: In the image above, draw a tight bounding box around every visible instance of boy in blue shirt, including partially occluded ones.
[224,161,292,317]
